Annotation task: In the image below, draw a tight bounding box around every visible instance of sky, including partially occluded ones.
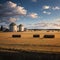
[0,0,60,29]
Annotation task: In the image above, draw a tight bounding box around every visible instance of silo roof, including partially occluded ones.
[9,23,16,26]
[19,24,24,26]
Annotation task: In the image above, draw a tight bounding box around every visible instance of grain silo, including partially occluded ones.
[19,24,24,32]
[9,23,17,32]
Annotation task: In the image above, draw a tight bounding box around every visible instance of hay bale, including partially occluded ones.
[33,34,40,38]
[44,35,55,38]
[12,35,21,38]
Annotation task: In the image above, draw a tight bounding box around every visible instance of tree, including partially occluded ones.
[0,25,3,31]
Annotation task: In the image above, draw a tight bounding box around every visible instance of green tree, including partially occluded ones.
[0,25,3,31]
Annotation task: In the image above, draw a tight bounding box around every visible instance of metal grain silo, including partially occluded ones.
[19,24,24,32]
[9,23,17,32]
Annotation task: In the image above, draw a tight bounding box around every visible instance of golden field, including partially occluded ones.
[0,31,60,53]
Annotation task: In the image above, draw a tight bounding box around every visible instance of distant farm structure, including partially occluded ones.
[9,23,17,32]
[19,24,24,32]
[0,22,60,32]
[9,23,25,32]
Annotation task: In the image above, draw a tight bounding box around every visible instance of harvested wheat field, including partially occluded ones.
[0,31,60,53]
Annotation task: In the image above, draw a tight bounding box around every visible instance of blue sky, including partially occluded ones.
[0,0,60,29]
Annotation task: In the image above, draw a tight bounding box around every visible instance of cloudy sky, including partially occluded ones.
[0,0,60,29]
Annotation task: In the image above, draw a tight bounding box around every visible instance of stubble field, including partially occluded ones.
[0,31,60,53]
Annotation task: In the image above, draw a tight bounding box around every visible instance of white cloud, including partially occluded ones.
[5,1,17,8]
[42,5,60,11]
[28,18,60,29]
[32,0,37,2]
[52,6,60,10]
[28,13,38,18]
[43,5,50,9]
[13,6,27,15]
[43,11,46,14]
[0,1,27,23]
[0,17,19,23]
[43,11,51,15]
[8,17,18,22]
[5,1,27,15]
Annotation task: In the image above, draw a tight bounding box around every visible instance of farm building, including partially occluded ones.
[9,23,17,32]
[19,24,24,32]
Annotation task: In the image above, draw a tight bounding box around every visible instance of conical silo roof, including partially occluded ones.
[9,23,16,26]
[19,24,24,27]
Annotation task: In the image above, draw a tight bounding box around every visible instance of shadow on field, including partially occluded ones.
[0,50,60,60]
